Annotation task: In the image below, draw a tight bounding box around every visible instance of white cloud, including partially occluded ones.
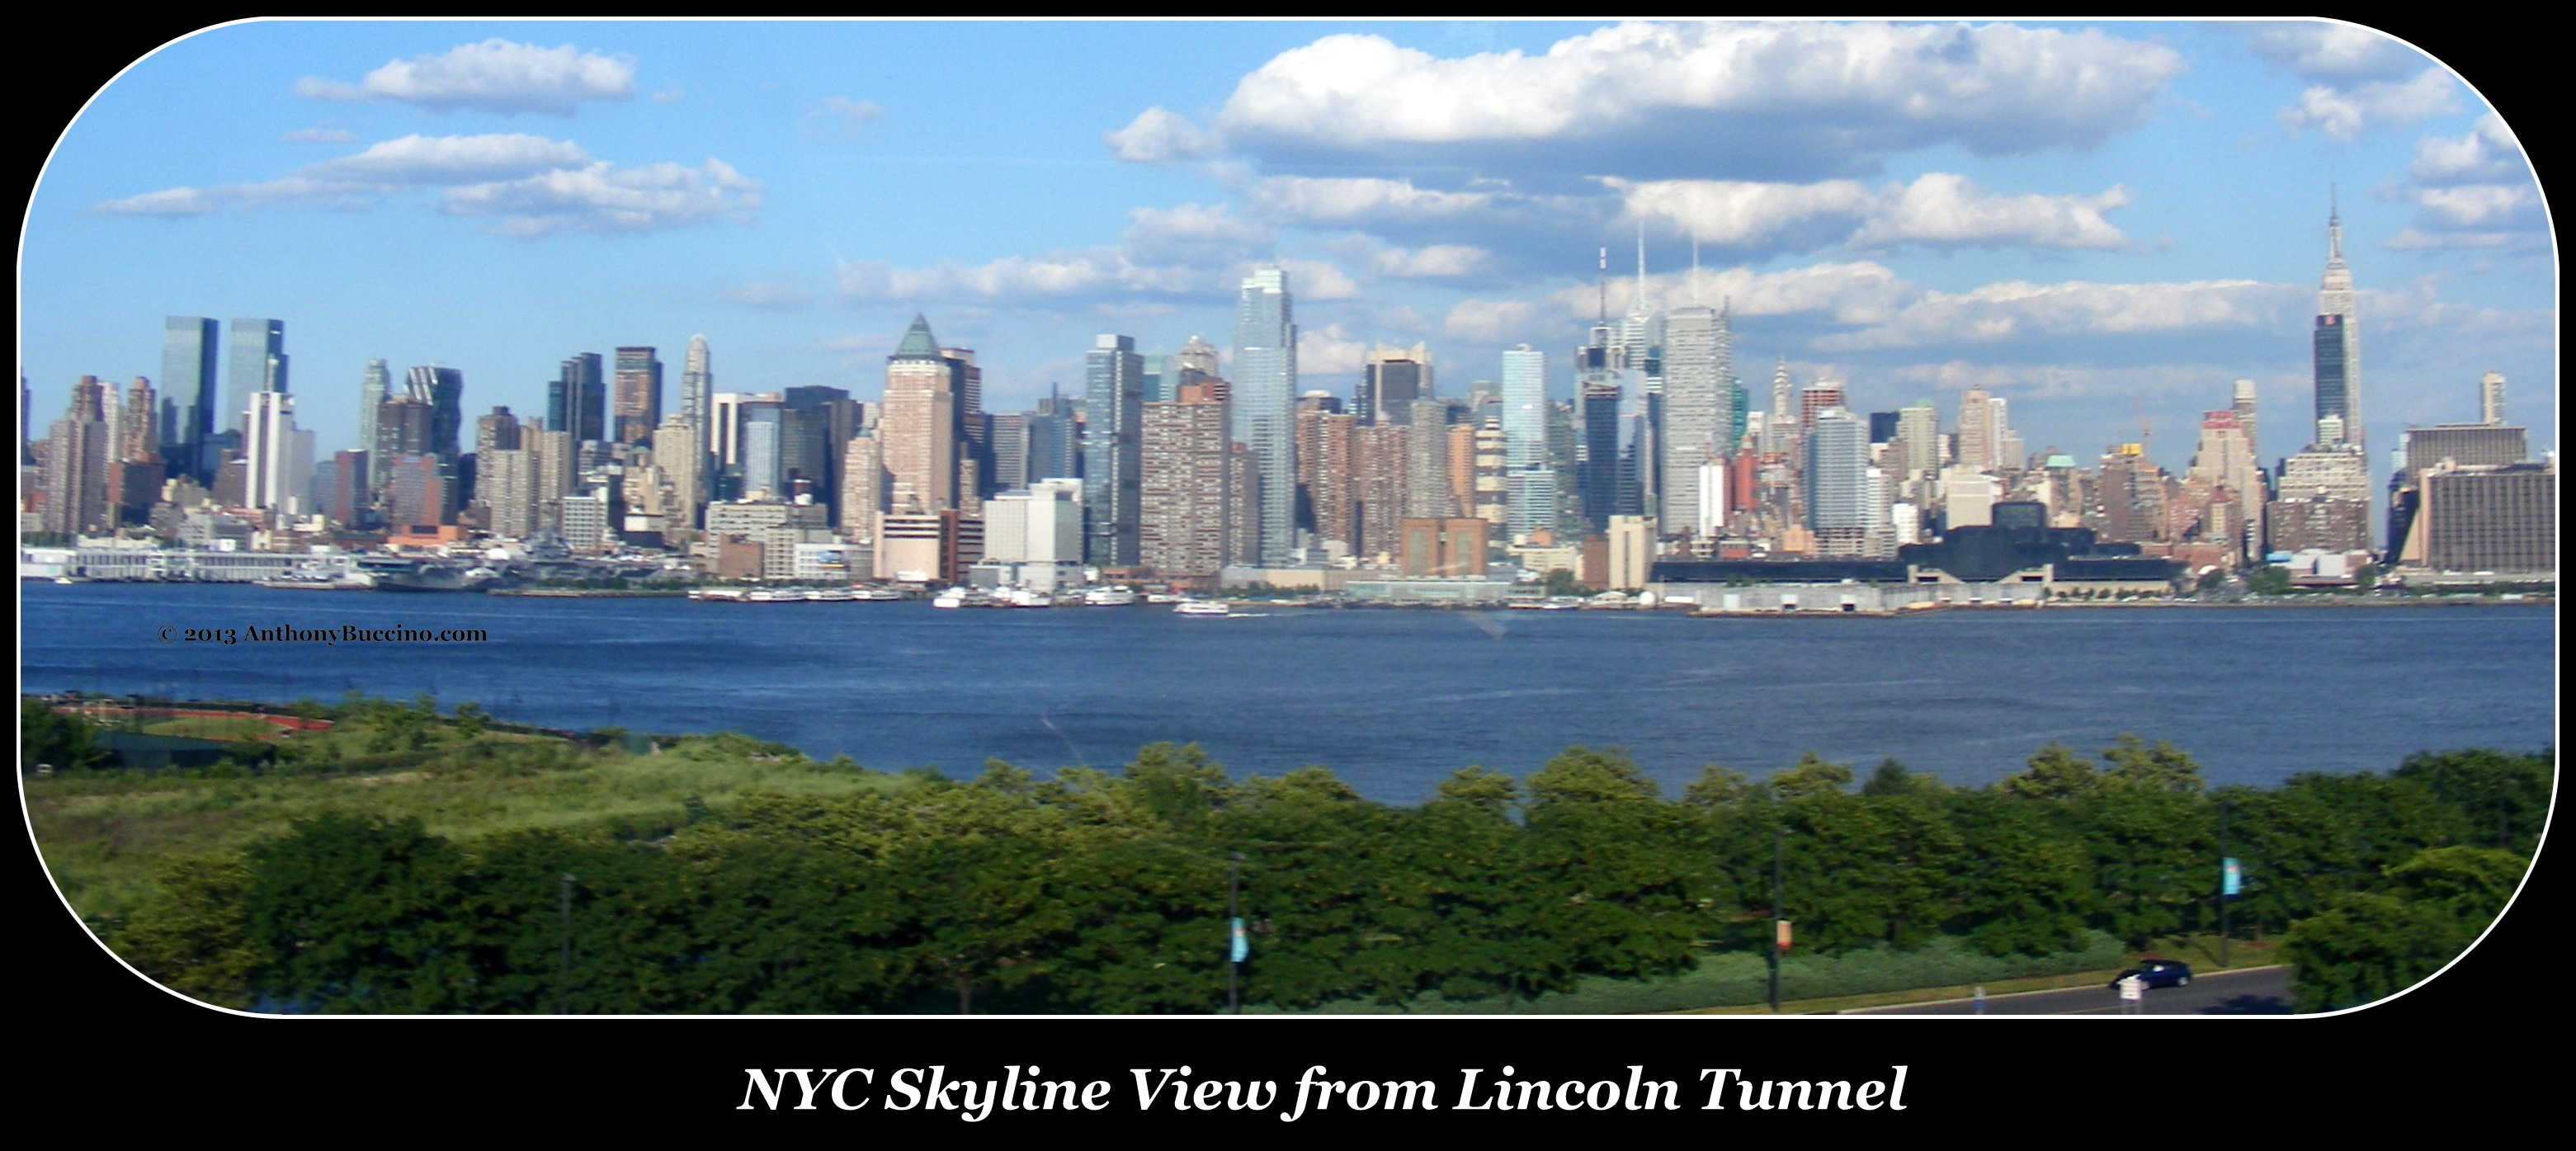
[2381,115,2541,251]
[281,127,359,144]
[1612,177,1873,247]
[2409,114,2520,184]
[1243,176,1499,227]
[1616,172,2128,253]
[1106,106,1224,163]
[441,158,762,238]
[92,186,219,217]
[1296,323,1370,378]
[838,250,1123,301]
[1121,202,1271,267]
[2277,67,2457,139]
[1852,173,2130,249]
[300,133,595,186]
[1276,258,1361,300]
[1442,298,1544,342]
[1211,21,2183,178]
[807,97,885,142]
[93,134,759,238]
[297,40,637,116]
[2238,21,2423,83]
[1367,243,1492,278]
[1817,279,2300,351]
[719,281,817,309]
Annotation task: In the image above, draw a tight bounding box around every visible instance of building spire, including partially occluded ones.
[1635,219,1649,308]
[1597,246,1608,323]
[2327,185,2343,263]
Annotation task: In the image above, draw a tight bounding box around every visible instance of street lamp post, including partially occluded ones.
[1769,826,1784,1014]
[558,872,576,1015]
[1226,851,1246,1016]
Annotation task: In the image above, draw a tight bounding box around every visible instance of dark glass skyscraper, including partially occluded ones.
[224,318,285,441]
[1083,333,1145,566]
[161,316,219,476]
[552,353,606,443]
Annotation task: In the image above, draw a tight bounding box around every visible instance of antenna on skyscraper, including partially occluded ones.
[1597,247,1609,322]
[1635,219,1649,305]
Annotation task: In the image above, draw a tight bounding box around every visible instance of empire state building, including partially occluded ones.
[2312,200,2361,449]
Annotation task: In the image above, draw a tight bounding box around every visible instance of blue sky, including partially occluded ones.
[21,20,2553,479]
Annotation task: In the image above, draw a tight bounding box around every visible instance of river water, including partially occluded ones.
[18,582,2556,802]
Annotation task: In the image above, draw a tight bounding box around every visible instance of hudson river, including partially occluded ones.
[19,582,2555,801]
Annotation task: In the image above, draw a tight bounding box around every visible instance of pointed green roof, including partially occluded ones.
[893,313,940,358]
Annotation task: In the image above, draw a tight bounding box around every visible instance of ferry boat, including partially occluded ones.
[1172,600,1231,616]
[745,587,802,603]
[1083,586,1139,606]
[852,587,906,601]
[688,587,748,602]
[931,587,969,609]
[1000,587,1054,608]
[256,575,372,591]
[807,587,856,602]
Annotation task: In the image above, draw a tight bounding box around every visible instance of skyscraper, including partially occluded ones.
[1502,345,1546,470]
[1141,394,1238,580]
[407,366,465,465]
[2479,370,2507,426]
[161,317,219,476]
[2232,380,2260,459]
[1956,389,1998,473]
[1359,343,1431,426]
[1805,407,1868,540]
[224,318,286,436]
[40,379,109,535]
[681,335,713,436]
[1082,333,1145,566]
[357,359,390,476]
[552,353,606,444]
[1232,267,1297,565]
[244,390,300,515]
[2313,198,2361,447]
[1661,300,1729,539]
[613,346,663,445]
[880,314,957,515]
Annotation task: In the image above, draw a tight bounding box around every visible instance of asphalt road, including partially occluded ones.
[1848,966,2295,1016]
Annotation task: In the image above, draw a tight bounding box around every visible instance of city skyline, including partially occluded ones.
[21,20,2553,486]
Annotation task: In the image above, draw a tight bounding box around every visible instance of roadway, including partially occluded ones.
[1847,966,2294,1015]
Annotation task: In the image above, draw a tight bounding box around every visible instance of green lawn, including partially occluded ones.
[139,715,282,740]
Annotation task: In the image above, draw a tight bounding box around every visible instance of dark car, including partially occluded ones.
[2110,960,2193,989]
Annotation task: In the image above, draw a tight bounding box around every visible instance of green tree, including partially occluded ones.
[116,854,270,1007]
[241,814,479,1012]
[2274,845,2522,1013]
[2246,566,2294,595]
[1996,742,2100,800]
[1767,752,1854,800]
[449,701,489,738]
[2392,748,2551,855]
[2100,734,2205,794]
[1683,764,1760,806]
[23,700,111,771]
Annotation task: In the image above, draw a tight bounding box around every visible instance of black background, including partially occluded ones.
[12,15,2555,1134]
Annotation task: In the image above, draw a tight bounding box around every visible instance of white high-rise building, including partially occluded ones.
[1230,268,1296,565]
[1662,302,1729,538]
[244,390,300,516]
